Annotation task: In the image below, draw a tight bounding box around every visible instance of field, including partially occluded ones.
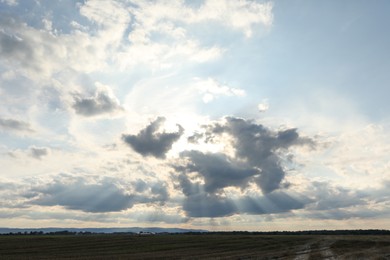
[0,234,389,259]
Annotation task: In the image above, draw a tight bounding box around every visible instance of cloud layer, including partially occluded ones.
[0,0,389,230]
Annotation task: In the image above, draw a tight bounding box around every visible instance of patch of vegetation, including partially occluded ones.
[0,234,388,259]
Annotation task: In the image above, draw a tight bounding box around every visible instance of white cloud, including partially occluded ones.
[258,99,269,112]
[322,123,390,187]
[0,0,17,6]
[117,0,272,70]
[117,39,223,70]
[284,119,390,197]
[79,0,130,46]
[194,0,273,37]
[41,19,53,32]
[196,78,246,103]
[0,1,131,80]
[129,0,273,37]
[0,18,91,78]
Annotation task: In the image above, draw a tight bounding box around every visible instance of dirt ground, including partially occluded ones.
[0,234,389,259]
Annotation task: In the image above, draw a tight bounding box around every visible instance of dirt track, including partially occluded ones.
[293,236,390,260]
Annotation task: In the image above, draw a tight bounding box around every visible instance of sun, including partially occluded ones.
[163,114,224,158]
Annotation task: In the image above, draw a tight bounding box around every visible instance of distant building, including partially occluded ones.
[138,231,155,236]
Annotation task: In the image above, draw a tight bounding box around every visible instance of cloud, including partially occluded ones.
[220,117,313,193]
[0,26,33,64]
[131,210,189,224]
[0,118,32,133]
[182,193,236,218]
[196,78,245,103]
[258,100,269,112]
[187,117,314,194]
[302,181,390,221]
[122,117,184,158]
[172,116,315,218]
[194,0,273,37]
[0,0,17,6]
[0,15,66,77]
[29,146,50,160]
[307,181,367,211]
[31,178,134,213]
[80,0,129,28]
[72,83,123,117]
[179,187,309,218]
[0,1,130,79]
[28,175,169,213]
[177,151,259,193]
[117,0,272,69]
[129,0,273,39]
[3,0,388,230]
[238,192,310,215]
[305,208,390,221]
[175,164,310,218]
[131,179,170,205]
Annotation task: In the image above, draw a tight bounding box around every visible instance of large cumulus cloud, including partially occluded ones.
[184,117,313,194]
[174,117,314,217]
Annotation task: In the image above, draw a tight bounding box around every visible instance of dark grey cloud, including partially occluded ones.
[122,117,184,159]
[177,151,259,193]
[178,185,309,218]
[0,118,32,133]
[72,89,123,117]
[174,159,310,218]
[29,146,49,160]
[215,117,312,194]
[185,117,313,194]
[28,176,169,213]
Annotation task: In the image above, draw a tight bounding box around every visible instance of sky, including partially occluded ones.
[0,0,389,231]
